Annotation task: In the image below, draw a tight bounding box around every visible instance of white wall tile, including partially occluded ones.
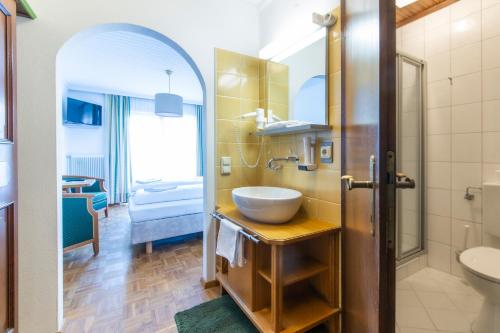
[452,190,482,222]
[451,12,481,49]
[428,241,452,272]
[428,214,452,245]
[426,24,450,57]
[483,132,500,163]
[451,219,482,249]
[483,67,500,101]
[483,0,500,9]
[428,162,451,189]
[451,42,481,76]
[427,107,451,135]
[428,80,451,108]
[482,35,500,70]
[451,72,482,105]
[402,35,425,59]
[427,51,450,82]
[427,188,451,217]
[482,163,500,183]
[482,4,500,39]
[483,100,500,132]
[451,133,481,162]
[451,102,481,133]
[402,19,426,40]
[451,0,481,21]
[451,162,482,190]
[428,134,451,162]
[426,7,450,31]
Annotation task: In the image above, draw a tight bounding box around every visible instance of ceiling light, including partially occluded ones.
[396,0,417,8]
[155,70,183,117]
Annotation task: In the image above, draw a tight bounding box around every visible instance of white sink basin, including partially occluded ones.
[232,186,303,224]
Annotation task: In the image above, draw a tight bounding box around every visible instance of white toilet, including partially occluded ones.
[460,183,500,333]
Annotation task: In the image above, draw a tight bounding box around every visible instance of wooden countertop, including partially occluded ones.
[216,206,341,245]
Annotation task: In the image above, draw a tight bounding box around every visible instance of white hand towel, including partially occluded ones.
[237,232,246,267]
[216,219,245,268]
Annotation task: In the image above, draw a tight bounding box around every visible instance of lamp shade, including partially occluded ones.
[154,93,183,117]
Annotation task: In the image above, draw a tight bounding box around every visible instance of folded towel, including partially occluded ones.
[216,219,246,268]
[144,185,177,193]
[136,178,162,184]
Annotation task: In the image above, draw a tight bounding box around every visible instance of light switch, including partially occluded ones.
[320,141,333,164]
[221,156,232,175]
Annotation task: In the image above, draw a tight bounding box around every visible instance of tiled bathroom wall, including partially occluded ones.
[215,49,263,206]
[397,0,500,277]
[257,8,342,223]
[215,7,342,225]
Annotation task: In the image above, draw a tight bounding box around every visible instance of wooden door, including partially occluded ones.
[0,0,16,331]
[341,0,396,332]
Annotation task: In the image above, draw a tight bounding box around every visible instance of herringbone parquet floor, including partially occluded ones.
[63,206,218,333]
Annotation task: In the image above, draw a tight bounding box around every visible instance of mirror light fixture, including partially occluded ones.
[396,0,418,8]
[155,69,183,117]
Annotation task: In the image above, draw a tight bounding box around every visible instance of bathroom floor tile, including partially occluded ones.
[415,291,457,310]
[397,306,436,330]
[396,268,483,333]
[426,308,472,333]
[397,289,423,307]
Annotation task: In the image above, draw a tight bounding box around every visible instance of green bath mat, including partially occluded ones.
[175,295,257,333]
[174,295,328,333]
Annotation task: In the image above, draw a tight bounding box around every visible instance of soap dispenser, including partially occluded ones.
[298,136,317,171]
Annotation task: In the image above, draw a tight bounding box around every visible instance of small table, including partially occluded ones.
[62,179,95,193]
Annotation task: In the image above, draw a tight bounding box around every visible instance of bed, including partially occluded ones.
[129,179,204,253]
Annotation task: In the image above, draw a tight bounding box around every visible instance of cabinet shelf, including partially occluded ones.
[217,272,339,333]
[258,257,328,286]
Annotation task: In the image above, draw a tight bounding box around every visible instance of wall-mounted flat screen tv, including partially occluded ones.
[64,97,102,126]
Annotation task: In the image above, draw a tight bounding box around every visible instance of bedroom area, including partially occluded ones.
[58,25,209,331]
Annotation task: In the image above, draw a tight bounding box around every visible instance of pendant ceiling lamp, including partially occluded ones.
[155,69,183,117]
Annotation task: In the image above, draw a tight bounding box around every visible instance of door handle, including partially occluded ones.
[395,173,415,189]
[342,155,377,236]
[341,175,373,191]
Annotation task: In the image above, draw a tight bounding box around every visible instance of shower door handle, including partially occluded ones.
[395,173,415,189]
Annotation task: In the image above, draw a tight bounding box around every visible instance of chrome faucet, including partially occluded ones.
[266,156,299,171]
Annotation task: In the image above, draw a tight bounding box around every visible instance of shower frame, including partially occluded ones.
[395,52,427,264]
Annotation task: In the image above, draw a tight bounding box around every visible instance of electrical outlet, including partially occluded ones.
[320,141,333,163]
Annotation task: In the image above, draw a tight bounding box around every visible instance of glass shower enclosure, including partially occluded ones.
[396,53,426,263]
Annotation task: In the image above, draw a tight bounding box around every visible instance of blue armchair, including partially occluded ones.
[63,175,109,217]
[63,193,100,255]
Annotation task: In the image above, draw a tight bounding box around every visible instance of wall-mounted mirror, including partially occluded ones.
[265,33,328,126]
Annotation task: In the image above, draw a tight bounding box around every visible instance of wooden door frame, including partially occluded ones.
[340,0,396,332]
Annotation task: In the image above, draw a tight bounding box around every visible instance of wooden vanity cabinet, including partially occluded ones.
[215,207,341,333]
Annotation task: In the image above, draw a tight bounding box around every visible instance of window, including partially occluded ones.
[129,98,198,182]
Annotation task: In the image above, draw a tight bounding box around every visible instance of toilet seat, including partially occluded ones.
[460,246,500,284]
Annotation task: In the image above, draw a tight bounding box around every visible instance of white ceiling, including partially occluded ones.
[243,0,273,10]
[60,30,203,103]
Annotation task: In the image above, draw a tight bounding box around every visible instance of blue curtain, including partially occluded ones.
[106,95,131,204]
[195,105,204,176]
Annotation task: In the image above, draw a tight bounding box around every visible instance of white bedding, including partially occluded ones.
[131,177,202,192]
[128,198,204,223]
[133,184,203,205]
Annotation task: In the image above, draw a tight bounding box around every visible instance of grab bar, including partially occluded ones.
[211,212,260,244]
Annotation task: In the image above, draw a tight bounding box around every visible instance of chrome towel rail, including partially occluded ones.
[211,212,260,244]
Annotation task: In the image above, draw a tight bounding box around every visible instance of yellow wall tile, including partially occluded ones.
[317,200,341,223]
[217,96,240,120]
[216,49,242,75]
[216,119,237,143]
[241,77,259,100]
[241,56,260,78]
[217,73,241,98]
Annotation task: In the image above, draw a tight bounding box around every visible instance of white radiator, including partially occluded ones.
[66,155,105,179]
